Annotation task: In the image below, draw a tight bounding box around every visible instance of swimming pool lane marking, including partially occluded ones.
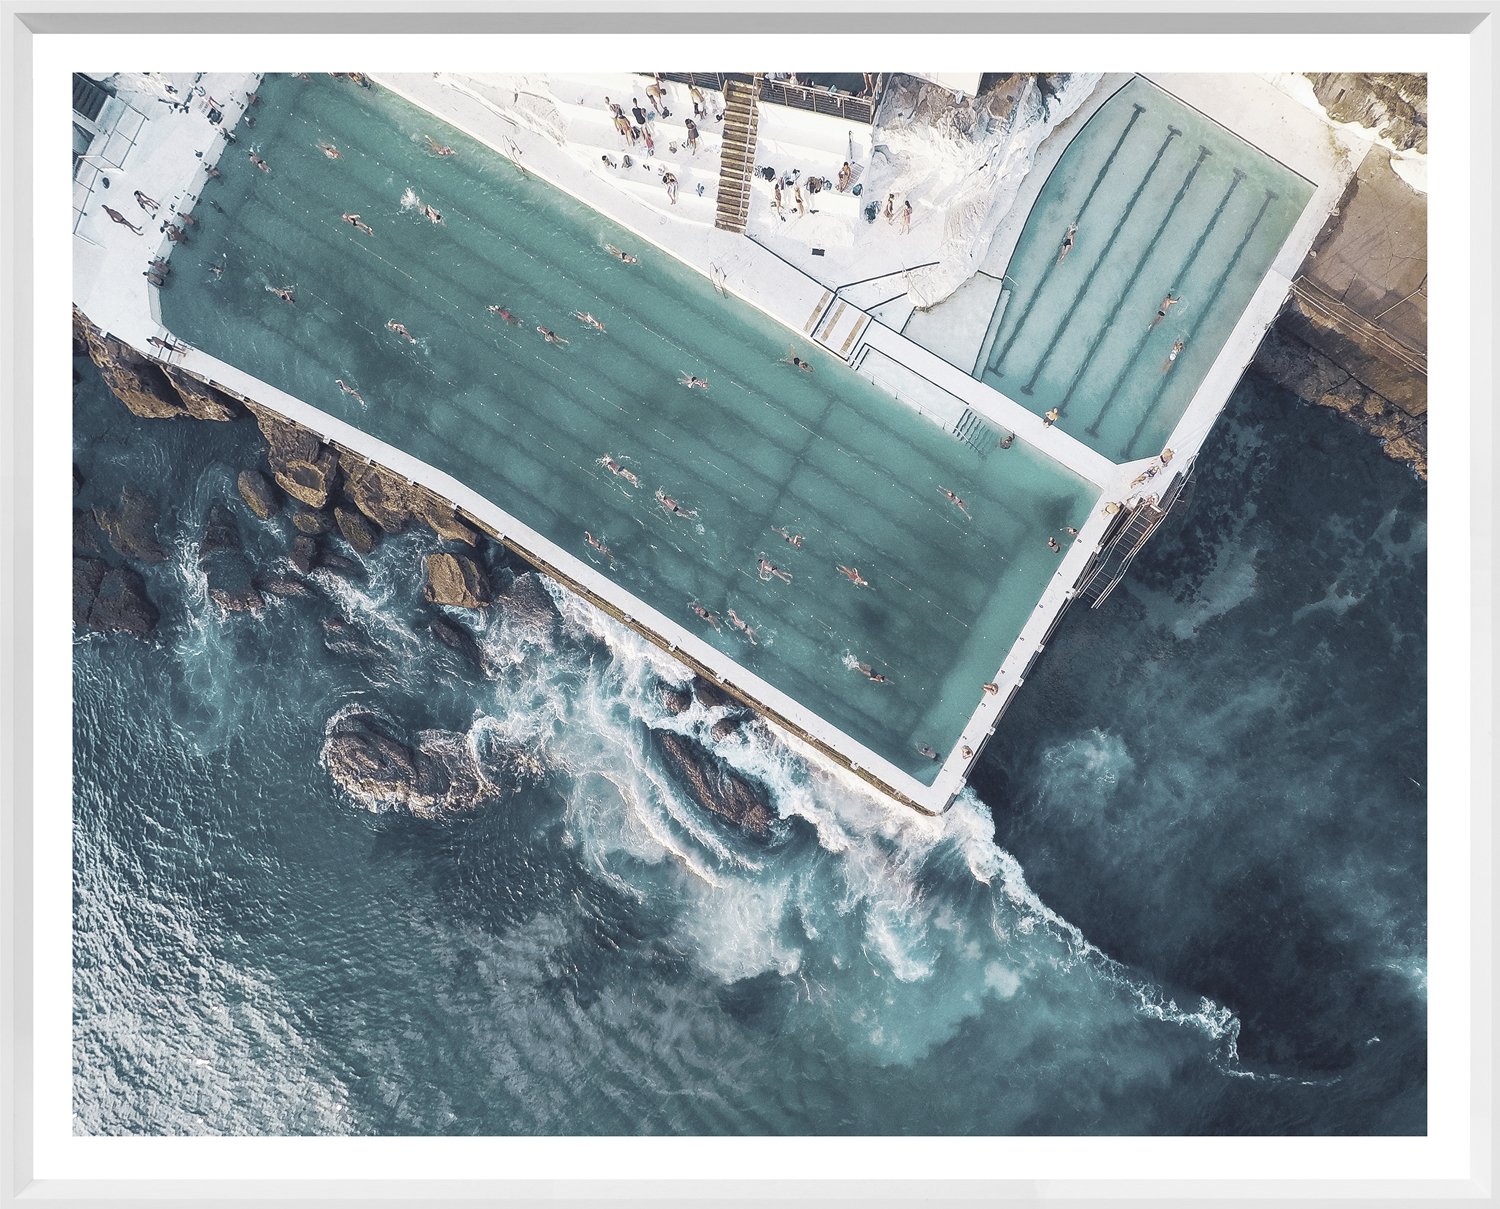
[1084,166,1246,440]
[1120,187,1280,459]
[988,101,1146,378]
[1054,144,1211,411]
[1018,124,1183,398]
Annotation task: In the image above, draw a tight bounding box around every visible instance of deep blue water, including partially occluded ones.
[72,351,1426,1135]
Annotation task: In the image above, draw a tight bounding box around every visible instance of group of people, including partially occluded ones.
[1056,221,1190,371]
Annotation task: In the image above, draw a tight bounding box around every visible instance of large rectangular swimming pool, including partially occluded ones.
[162,73,1098,782]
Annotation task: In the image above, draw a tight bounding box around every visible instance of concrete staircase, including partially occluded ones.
[714,74,762,234]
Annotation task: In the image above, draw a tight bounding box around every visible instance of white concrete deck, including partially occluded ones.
[72,68,1369,815]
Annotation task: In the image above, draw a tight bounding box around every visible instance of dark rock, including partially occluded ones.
[659,683,692,716]
[73,509,101,555]
[339,458,414,534]
[73,464,83,495]
[653,730,773,837]
[321,711,537,817]
[292,509,333,535]
[497,570,558,634]
[429,616,483,666]
[710,715,744,742]
[93,485,167,564]
[290,535,319,574]
[75,559,159,637]
[691,676,732,711]
[162,367,242,422]
[74,556,107,628]
[259,576,314,598]
[1304,72,1426,153]
[425,552,492,608]
[320,551,364,578]
[198,502,241,560]
[237,469,280,520]
[334,505,378,554]
[209,585,266,612]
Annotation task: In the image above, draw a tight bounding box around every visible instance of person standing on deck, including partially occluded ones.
[632,98,650,128]
[662,172,678,204]
[837,161,853,192]
[102,206,143,234]
[690,83,706,119]
[1043,407,1060,427]
[133,190,160,213]
[901,199,912,233]
[605,96,625,119]
[684,118,699,155]
[884,193,895,222]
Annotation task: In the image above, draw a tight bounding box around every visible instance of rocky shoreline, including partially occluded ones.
[73,307,781,835]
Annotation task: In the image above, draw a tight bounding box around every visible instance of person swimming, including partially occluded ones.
[1048,536,1062,552]
[421,203,443,224]
[757,555,792,584]
[596,455,640,487]
[208,255,225,280]
[584,531,615,563]
[341,212,374,235]
[690,602,722,631]
[771,525,804,549]
[854,661,888,683]
[938,486,971,518]
[248,150,270,173]
[574,311,607,333]
[425,135,456,156]
[726,608,759,645]
[266,284,295,304]
[537,326,569,345]
[837,565,870,588]
[318,142,342,159]
[386,319,416,343]
[678,373,709,390]
[1162,337,1185,372]
[335,378,365,405]
[999,431,1015,449]
[487,305,523,325]
[1057,221,1077,264]
[605,244,638,263]
[655,489,697,519]
[780,348,813,372]
[1150,293,1182,329]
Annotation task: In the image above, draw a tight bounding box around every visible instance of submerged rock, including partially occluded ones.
[659,683,692,716]
[73,508,101,556]
[290,534,319,574]
[93,485,167,564]
[710,715,745,742]
[425,552,492,608]
[237,470,281,520]
[209,584,266,613]
[497,570,558,636]
[691,676,732,711]
[321,710,538,817]
[199,503,265,612]
[652,729,774,837]
[198,501,241,560]
[259,576,314,598]
[319,551,364,579]
[428,615,484,667]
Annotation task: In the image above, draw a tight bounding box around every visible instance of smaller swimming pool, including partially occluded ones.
[975,76,1315,464]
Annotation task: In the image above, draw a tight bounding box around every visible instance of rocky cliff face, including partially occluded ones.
[1303,73,1427,153]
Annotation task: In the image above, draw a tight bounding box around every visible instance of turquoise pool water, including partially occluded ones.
[977,76,1315,463]
[161,73,1097,783]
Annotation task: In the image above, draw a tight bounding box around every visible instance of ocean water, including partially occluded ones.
[72,348,1426,1135]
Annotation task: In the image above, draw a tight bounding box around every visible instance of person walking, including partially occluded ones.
[631,98,650,127]
[102,205,143,234]
[884,192,895,222]
[662,171,679,205]
[684,117,699,154]
[133,189,160,213]
[901,199,912,233]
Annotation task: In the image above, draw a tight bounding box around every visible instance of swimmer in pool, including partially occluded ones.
[386,319,416,343]
[318,142,342,159]
[584,531,615,563]
[248,150,270,173]
[605,244,638,263]
[1150,293,1181,329]
[854,661,888,683]
[421,203,443,224]
[655,489,697,519]
[1057,221,1077,264]
[266,284,295,304]
[938,486,971,519]
[596,455,640,487]
[690,602,722,631]
[487,305,523,325]
[726,609,759,645]
[574,311,607,333]
[678,373,709,390]
[335,378,365,405]
[780,348,813,372]
[771,525,804,549]
[1162,337,1185,372]
[341,212,374,235]
[837,565,870,588]
[537,326,569,346]
[425,135,455,156]
[757,555,792,584]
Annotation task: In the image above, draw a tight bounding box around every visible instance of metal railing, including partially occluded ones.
[649,72,881,124]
